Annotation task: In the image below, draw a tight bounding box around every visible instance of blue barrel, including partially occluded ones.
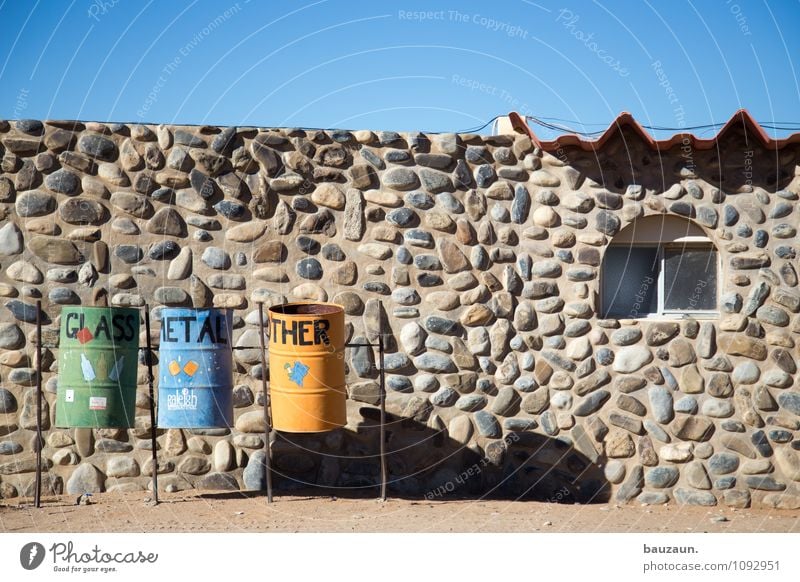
[157,308,234,428]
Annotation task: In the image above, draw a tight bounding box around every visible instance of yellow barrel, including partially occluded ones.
[268,302,346,432]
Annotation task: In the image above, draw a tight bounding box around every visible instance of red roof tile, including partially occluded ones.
[508,109,800,152]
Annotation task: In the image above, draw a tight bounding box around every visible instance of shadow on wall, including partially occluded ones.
[206,406,611,504]
[566,128,797,194]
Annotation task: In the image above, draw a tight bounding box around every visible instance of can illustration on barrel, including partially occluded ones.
[157,308,234,428]
[268,302,346,433]
[56,306,140,428]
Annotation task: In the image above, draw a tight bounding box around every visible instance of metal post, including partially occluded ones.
[257,302,273,503]
[34,300,43,508]
[378,301,387,502]
[143,306,159,505]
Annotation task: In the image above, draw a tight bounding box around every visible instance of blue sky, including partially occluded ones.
[0,0,798,137]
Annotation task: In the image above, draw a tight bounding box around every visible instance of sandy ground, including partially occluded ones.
[2,491,799,533]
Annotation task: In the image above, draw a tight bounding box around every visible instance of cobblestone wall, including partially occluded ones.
[0,118,798,508]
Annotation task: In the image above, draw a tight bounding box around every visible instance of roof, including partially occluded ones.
[508,109,800,152]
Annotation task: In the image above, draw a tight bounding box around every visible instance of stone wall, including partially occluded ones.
[0,117,798,508]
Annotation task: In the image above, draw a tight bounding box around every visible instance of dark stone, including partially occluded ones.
[296,258,323,280]
[363,282,390,294]
[211,126,237,154]
[616,465,643,502]
[243,450,267,490]
[673,488,717,506]
[148,240,180,260]
[16,119,44,134]
[45,169,79,194]
[16,191,56,217]
[474,164,496,188]
[595,191,622,209]
[777,392,800,416]
[454,159,471,188]
[511,184,530,224]
[767,429,792,443]
[396,247,413,265]
[415,153,453,169]
[197,472,239,491]
[386,375,412,392]
[708,452,739,474]
[596,348,614,365]
[419,169,453,194]
[573,390,610,416]
[669,201,695,218]
[731,255,770,269]
[386,207,417,227]
[754,230,768,248]
[405,191,434,209]
[360,148,384,170]
[60,198,105,224]
[696,206,717,228]
[78,134,116,161]
[5,300,43,324]
[769,201,793,218]
[414,254,441,271]
[190,168,215,199]
[751,430,773,456]
[114,245,143,264]
[214,199,247,220]
[0,441,22,455]
[417,273,443,287]
[425,316,460,335]
[645,466,679,488]
[745,476,786,491]
[48,287,80,305]
[151,187,176,204]
[414,354,456,373]
[595,210,620,235]
[0,389,17,413]
[321,243,345,261]
[296,236,320,254]
[473,410,501,438]
[404,229,434,248]
[232,385,254,408]
[174,130,206,148]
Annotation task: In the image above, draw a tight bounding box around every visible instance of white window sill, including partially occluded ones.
[613,312,719,322]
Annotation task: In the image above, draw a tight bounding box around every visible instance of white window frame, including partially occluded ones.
[600,238,719,320]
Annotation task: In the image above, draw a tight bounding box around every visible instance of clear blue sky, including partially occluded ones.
[1,0,798,137]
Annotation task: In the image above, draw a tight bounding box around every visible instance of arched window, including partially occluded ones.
[600,215,719,319]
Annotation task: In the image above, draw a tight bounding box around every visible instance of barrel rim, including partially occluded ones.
[158,307,233,316]
[60,305,140,313]
[268,301,344,317]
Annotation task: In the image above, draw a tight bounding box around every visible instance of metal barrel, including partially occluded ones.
[56,306,140,428]
[157,308,234,428]
[268,302,346,433]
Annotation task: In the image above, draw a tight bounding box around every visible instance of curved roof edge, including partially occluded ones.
[508,109,800,152]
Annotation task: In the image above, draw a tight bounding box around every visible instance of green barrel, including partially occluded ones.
[56,306,140,428]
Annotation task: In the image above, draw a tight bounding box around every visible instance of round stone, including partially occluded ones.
[45,169,80,194]
[296,258,322,279]
[732,361,760,384]
[149,241,180,260]
[201,247,231,270]
[16,191,57,217]
[533,206,559,227]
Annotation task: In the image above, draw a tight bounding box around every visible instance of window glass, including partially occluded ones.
[602,246,659,318]
[663,247,717,310]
